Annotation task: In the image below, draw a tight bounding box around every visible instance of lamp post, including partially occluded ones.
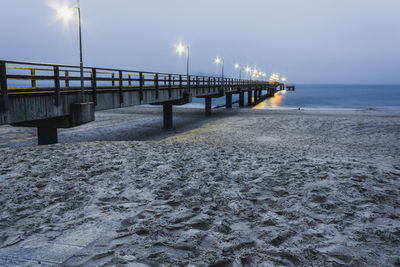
[57,0,85,102]
[215,57,224,79]
[234,64,241,79]
[175,42,190,76]
[215,57,224,89]
[245,66,252,81]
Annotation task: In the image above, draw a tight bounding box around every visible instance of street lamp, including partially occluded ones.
[215,57,224,79]
[57,0,85,101]
[234,64,242,79]
[245,66,252,80]
[175,42,190,76]
[262,73,267,81]
[215,57,224,90]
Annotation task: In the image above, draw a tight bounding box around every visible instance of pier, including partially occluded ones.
[0,60,292,145]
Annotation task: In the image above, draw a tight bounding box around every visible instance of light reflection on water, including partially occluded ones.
[253,90,286,109]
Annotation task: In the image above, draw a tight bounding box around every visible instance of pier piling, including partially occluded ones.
[205,97,212,117]
[239,92,244,107]
[226,93,232,109]
[163,104,173,129]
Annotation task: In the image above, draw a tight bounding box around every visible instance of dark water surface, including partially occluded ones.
[189,84,400,110]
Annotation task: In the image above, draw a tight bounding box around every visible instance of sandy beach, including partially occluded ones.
[0,107,399,266]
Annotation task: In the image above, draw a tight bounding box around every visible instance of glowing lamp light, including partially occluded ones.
[57,6,74,21]
[215,57,222,64]
[245,67,251,73]
[269,73,280,82]
[175,43,186,55]
[234,64,240,69]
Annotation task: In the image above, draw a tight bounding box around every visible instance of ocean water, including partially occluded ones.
[188,84,400,110]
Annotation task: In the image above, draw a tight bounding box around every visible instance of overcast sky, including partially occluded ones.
[0,0,399,84]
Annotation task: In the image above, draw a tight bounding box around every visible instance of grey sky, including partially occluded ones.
[0,0,399,84]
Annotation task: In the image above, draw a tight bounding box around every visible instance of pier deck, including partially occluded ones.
[0,60,289,144]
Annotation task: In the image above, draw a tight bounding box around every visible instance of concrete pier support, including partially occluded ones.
[253,90,257,101]
[248,91,252,106]
[163,104,173,129]
[37,126,58,145]
[205,97,212,117]
[239,92,244,107]
[226,93,232,109]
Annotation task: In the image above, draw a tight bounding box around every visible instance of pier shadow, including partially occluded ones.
[0,106,240,147]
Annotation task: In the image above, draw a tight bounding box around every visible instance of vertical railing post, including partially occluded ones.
[30,69,36,88]
[0,61,9,112]
[128,74,132,87]
[213,77,216,91]
[139,72,143,101]
[112,73,115,87]
[65,71,70,88]
[119,70,124,105]
[187,75,191,92]
[54,66,61,106]
[202,77,205,93]
[155,73,159,99]
[208,77,211,93]
[91,68,97,106]
[196,76,199,94]
[179,74,183,96]
[168,74,172,98]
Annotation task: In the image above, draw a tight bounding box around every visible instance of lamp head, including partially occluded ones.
[57,6,74,21]
[175,43,186,55]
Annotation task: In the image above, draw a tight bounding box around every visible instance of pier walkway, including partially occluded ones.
[0,60,293,145]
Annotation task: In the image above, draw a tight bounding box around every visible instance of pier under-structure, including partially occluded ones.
[0,60,292,145]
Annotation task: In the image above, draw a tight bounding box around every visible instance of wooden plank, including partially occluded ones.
[119,70,124,104]
[91,68,97,106]
[30,69,36,88]
[195,76,199,94]
[65,71,70,88]
[54,66,61,106]
[168,74,172,98]
[0,61,9,111]
[179,75,183,96]
[139,72,143,101]
[155,73,159,99]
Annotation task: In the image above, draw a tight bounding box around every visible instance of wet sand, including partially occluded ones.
[0,107,399,266]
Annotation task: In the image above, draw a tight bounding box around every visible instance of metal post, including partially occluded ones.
[77,1,85,102]
[186,44,189,77]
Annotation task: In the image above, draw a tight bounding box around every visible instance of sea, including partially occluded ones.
[187,84,400,110]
